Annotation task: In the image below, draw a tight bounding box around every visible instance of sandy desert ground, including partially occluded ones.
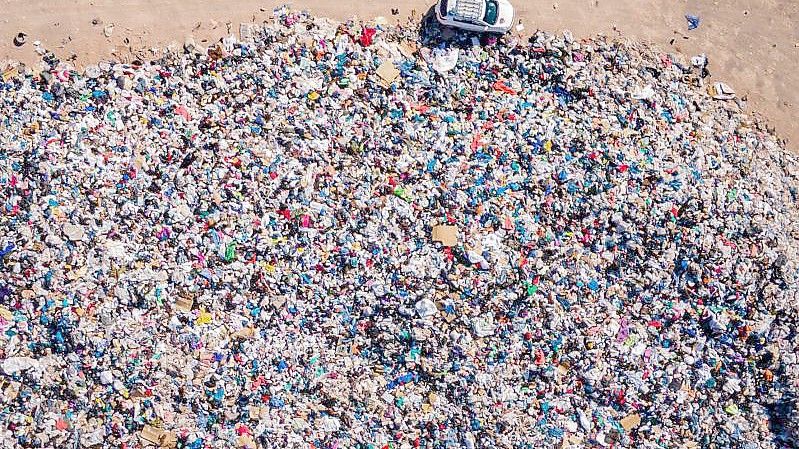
[0,0,797,147]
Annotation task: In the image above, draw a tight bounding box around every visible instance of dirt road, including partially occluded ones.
[0,0,797,147]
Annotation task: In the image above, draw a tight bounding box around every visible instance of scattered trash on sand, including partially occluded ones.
[0,7,797,449]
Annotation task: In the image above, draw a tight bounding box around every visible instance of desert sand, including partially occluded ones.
[0,0,797,147]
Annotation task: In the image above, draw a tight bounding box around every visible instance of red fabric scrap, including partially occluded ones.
[359,27,376,46]
[492,80,516,95]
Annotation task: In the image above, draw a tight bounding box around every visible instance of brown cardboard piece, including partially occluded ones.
[174,297,193,312]
[237,435,257,448]
[2,67,18,82]
[231,326,255,339]
[398,42,418,59]
[140,425,177,448]
[376,61,400,89]
[620,413,641,432]
[431,225,458,247]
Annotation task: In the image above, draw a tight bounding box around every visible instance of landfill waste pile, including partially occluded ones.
[1,7,799,449]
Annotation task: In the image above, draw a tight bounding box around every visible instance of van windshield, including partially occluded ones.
[483,0,498,24]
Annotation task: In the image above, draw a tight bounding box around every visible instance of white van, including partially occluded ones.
[435,0,515,33]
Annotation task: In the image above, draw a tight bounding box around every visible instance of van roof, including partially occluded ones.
[448,0,484,21]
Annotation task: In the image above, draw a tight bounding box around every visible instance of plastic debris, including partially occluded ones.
[429,47,459,73]
[708,81,736,100]
[1,357,41,375]
[62,223,85,241]
[415,298,438,318]
[631,84,656,100]
[686,14,701,30]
